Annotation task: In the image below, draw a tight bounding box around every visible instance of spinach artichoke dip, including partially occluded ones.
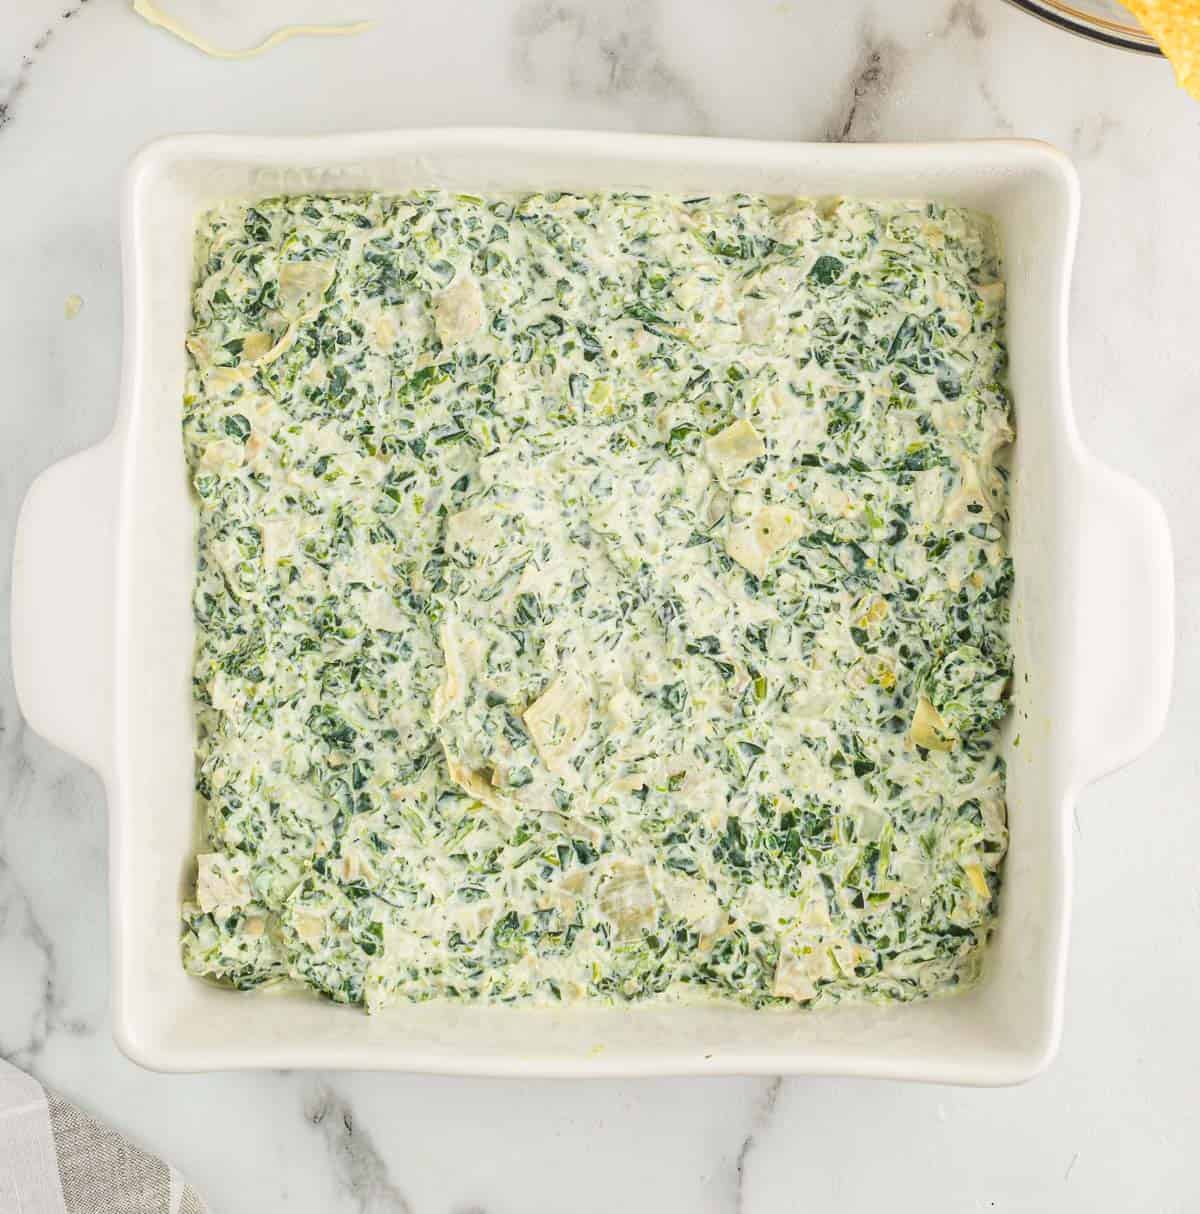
[180,190,1013,1013]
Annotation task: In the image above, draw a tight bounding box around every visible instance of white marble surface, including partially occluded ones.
[1,1,1198,1210]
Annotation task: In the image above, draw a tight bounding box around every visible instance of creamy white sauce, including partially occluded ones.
[181,191,1013,1011]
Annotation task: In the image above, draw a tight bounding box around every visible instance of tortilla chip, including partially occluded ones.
[1123,0,1200,98]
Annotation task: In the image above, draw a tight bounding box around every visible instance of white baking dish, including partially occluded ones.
[11,130,1174,1082]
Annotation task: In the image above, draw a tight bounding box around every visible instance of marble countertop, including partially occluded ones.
[1,1,1197,1210]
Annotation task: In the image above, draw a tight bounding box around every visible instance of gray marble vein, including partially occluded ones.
[0,852,91,1068]
[0,853,54,1064]
[733,1077,782,1214]
[0,706,103,1070]
[935,1,1014,133]
[304,1083,412,1213]
[825,25,901,142]
[1070,112,1121,158]
[940,0,988,41]
[0,713,50,1066]
[511,0,710,131]
[0,0,94,132]
[976,75,1016,133]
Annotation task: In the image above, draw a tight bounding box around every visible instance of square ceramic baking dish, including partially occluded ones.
[11,130,1173,1082]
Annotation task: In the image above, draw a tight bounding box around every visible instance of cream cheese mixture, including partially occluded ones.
[181,190,1013,1011]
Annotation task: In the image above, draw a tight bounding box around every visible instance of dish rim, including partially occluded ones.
[1002,0,1163,55]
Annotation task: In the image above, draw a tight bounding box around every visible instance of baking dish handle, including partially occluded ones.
[11,439,119,777]
[1070,459,1174,788]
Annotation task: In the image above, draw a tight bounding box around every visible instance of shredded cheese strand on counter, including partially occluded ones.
[133,1,370,60]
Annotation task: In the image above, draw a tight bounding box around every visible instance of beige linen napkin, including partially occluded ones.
[0,1057,208,1214]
